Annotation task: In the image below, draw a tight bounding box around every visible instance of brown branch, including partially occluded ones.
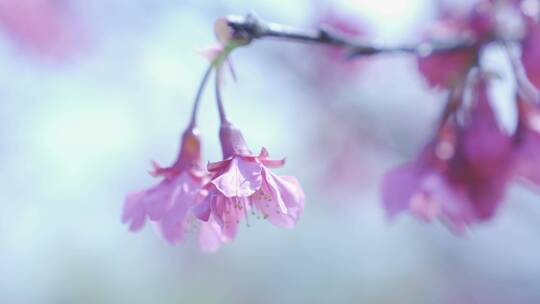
[225,13,480,57]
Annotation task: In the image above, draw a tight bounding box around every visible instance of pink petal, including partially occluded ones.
[262,170,288,214]
[142,180,177,221]
[198,220,225,253]
[217,196,244,240]
[467,174,508,220]
[277,175,305,220]
[251,169,304,228]
[380,163,423,220]
[462,79,512,175]
[154,181,196,244]
[149,160,179,179]
[256,168,305,228]
[420,174,475,233]
[196,43,237,83]
[122,191,148,231]
[260,158,286,168]
[207,159,231,172]
[409,190,441,222]
[417,50,475,89]
[211,157,263,198]
[193,193,212,221]
[258,147,269,158]
[258,149,286,168]
[197,192,243,241]
[210,194,226,228]
[196,43,223,62]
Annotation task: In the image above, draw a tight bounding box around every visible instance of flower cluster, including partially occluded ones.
[122,27,305,251]
[123,123,304,253]
[382,0,540,232]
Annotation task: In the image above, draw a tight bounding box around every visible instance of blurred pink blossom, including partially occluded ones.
[417,1,494,89]
[381,75,513,232]
[307,10,367,86]
[0,0,84,59]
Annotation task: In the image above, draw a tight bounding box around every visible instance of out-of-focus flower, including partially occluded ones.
[123,127,225,252]
[308,11,367,85]
[522,18,540,89]
[194,122,304,240]
[513,96,540,186]
[312,115,377,195]
[417,1,494,89]
[0,0,84,59]
[381,75,513,232]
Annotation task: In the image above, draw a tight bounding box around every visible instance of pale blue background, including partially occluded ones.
[1,0,539,303]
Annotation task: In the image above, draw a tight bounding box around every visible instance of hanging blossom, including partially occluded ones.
[122,58,229,252]
[0,0,85,60]
[381,73,513,232]
[122,126,226,252]
[193,35,305,240]
[193,121,305,241]
[417,0,495,89]
[124,18,304,251]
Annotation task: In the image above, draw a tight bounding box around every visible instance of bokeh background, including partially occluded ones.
[1,0,540,303]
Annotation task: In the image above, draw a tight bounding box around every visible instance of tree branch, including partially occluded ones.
[225,13,481,57]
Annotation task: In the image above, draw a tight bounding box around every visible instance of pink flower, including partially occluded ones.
[417,1,494,89]
[382,162,479,232]
[0,0,84,59]
[417,45,477,90]
[522,18,540,89]
[513,96,540,186]
[381,76,513,232]
[122,127,226,252]
[194,122,305,240]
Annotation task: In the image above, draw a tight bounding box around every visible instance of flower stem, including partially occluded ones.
[189,63,214,127]
[215,71,229,124]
